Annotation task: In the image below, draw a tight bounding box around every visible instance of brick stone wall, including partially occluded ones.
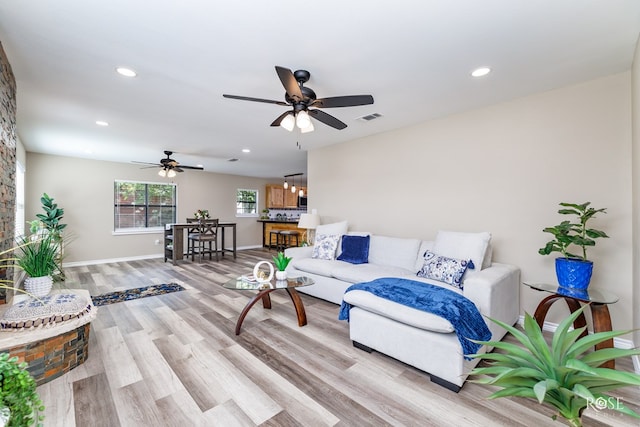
[0,42,17,304]
[4,323,91,386]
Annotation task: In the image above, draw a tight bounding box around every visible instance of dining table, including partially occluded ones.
[165,222,236,265]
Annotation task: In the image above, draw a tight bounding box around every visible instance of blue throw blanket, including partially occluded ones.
[338,277,491,357]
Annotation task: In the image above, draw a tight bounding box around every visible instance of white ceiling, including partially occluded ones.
[1,1,639,180]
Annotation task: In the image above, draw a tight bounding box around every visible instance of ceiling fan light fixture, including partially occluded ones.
[300,120,314,133]
[158,168,167,177]
[167,169,177,178]
[296,110,311,129]
[280,113,295,131]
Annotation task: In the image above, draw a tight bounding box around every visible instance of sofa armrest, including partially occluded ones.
[285,245,313,260]
[463,262,520,339]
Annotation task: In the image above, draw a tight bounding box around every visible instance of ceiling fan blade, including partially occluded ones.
[223,94,288,106]
[311,95,374,108]
[132,160,161,165]
[177,165,204,170]
[275,66,303,102]
[270,111,292,127]
[308,109,347,130]
[173,167,184,173]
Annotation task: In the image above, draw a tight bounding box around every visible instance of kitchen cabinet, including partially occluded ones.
[266,184,307,208]
[266,185,285,208]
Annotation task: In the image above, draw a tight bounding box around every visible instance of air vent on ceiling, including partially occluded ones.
[356,113,382,122]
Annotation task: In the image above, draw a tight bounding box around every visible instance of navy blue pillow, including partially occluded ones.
[337,235,370,264]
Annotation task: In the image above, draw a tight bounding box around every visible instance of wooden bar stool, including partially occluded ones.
[279,230,300,250]
[269,230,282,251]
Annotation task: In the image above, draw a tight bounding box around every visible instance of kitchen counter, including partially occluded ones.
[258,219,304,247]
[257,219,300,224]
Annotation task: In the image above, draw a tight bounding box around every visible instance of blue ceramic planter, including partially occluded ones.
[555,257,593,290]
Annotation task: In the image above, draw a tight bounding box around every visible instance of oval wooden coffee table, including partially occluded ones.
[223,276,314,335]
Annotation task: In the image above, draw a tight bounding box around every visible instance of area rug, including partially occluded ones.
[91,283,185,307]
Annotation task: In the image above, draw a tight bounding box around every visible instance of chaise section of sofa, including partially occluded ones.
[285,229,520,391]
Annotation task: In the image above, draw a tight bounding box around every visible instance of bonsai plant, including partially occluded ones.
[538,202,608,290]
[469,307,640,427]
[15,234,60,297]
[0,352,45,426]
[272,251,292,280]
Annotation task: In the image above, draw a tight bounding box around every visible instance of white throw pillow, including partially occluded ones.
[432,230,491,271]
[312,234,341,260]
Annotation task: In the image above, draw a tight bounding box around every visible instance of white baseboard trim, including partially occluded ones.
[517,315,635,351]
[62,245,264,268]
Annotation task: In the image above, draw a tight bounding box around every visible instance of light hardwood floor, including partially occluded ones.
[37,249,639,426]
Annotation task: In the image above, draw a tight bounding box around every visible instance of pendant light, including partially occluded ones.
[283,176,288,189]
[291,174,296,193]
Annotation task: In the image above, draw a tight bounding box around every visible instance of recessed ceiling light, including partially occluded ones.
[242,148,251,153]
[95,120,109,126]
[471,67,491,77]
[116,67,137,77]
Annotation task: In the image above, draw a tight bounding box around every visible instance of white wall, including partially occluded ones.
[309,72,633,329]
[25,153,271,263]
[632,35,640,350]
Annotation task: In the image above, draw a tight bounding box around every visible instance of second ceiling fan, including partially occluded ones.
[223,66,374,132]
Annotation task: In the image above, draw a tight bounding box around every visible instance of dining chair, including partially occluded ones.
[188,218,219,262]
[186,218,200,259]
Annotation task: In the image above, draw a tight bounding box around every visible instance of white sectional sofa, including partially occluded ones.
[284,223,520,392]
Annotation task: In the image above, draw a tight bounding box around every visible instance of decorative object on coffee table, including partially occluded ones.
[538,202,608,292]
[272,251,292,280]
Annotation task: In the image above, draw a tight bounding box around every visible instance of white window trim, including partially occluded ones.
[114,180,177,232]
[236,188,259,218]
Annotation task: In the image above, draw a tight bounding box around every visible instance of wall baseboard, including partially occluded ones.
[518,315,636,358]
[62,245,264,267]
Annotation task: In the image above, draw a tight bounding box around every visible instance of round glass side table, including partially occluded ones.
[523,282,619,369]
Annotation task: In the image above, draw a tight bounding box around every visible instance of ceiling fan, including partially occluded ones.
[223,66,374,132]
[133,150,204,177]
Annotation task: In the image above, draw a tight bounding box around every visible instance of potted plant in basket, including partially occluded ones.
[538,202,608,291]
[469,307,640,427]
[0,352,45,427]
[15,233,60,298]
[272,251,292,280]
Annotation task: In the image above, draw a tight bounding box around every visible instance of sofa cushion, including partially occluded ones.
[312,234,341,260]
[342,289,455,333]
[337,235,370,264]
[368,236,421,271]
[414,240,434,272]
[331,263,415,284]
[416,250,471,289]
[432,230,491,271]
[315,220,348,237]
[293,257,348,276]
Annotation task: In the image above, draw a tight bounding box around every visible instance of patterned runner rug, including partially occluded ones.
[91,283,185,306]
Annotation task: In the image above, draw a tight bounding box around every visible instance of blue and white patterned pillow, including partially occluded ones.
[416,250,472,289]
[312,234,341,260]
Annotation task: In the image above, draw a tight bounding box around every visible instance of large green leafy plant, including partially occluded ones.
[15,234,59,279]
[469,307,640,427]
[0,353,44,426]
[538,202,608,261]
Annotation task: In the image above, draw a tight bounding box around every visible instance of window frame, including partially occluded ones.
[236,188,258,217]
[113,180,177,235]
